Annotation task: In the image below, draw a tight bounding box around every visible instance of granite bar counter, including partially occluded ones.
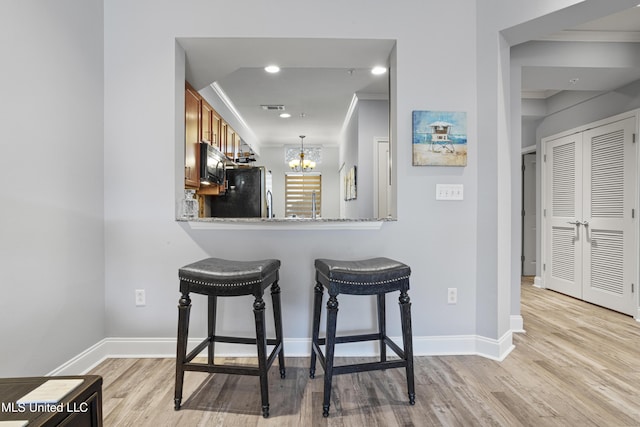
[178,217,395,230]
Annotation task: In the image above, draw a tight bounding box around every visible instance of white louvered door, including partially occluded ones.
[582,117,636,315]
[545,133,583,299]
[544,116,637,316]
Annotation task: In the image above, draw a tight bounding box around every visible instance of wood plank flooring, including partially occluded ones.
[89,280,640,426]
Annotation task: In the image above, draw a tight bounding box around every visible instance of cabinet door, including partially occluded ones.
[544,116,637,316]
[185,85,201,187]
[212,110,221,149]
[220,121,228,155]
[226,127,235,159]
[201,101,213,143]
[544,132,583,299]
[582,117,636,315]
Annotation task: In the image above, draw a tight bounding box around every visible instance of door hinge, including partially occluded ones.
[633,133,636,143]
[633,208,635,219]
[632,283,635,293]
[522,209,525,217]
[544,154,547,162]
[521,255,525,262]
[543,263,546,271]
[544,209,547,217]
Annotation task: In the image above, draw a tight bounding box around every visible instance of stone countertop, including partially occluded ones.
[177,217,395,230]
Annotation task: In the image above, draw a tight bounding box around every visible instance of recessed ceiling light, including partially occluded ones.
[279,113,291,118]
[265,65,280,73]
[371,66,387,75]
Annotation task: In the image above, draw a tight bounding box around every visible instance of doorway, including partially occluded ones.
[373,137,391,219]
[521,152,536,277]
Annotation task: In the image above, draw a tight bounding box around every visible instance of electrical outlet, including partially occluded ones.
[447,288,457,304]
[135,289,146,307]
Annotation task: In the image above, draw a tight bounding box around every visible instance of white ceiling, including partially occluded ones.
[178,38,394,150]
[523,5,640,99]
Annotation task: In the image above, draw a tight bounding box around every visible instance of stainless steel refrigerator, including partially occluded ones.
[210,167,268,218]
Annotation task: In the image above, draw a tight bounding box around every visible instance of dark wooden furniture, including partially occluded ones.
[0,375,102,426]
[310,257,415,417]
[174,258,285,418]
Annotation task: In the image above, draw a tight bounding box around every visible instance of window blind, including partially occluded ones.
[285,174,321,218]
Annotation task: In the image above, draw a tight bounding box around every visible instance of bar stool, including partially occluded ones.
[174,258,285,418]
[310,257,415,417]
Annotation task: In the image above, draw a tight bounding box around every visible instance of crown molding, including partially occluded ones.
[538,30,640,43]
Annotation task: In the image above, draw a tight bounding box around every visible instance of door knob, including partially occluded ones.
[581,220,589,226]
[567,220,581,225]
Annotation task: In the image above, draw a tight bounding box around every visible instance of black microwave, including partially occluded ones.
[200,142,226,185]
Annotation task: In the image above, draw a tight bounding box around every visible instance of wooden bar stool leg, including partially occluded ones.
[322,294,339,417]
[174,292,191,410]
[399,290,415,405]
[253,296,270,418]
[309,282,324,379]
[270,281,286,378]
[207,295,217,365]
[377,293,387,363]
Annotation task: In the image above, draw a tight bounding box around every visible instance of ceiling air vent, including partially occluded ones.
[261,105,286,111]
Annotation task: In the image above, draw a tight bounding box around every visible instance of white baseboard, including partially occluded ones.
[533,276,544,288]
[511,315,525,333]
[48,333,516,376]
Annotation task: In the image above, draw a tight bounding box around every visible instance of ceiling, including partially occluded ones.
[522,5,640,100]
[178,38,394,151]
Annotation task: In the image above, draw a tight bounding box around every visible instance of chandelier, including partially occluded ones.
[288,135,316,172]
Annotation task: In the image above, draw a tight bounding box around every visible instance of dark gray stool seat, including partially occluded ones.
[310,257,415,417]
[174,258,285,418]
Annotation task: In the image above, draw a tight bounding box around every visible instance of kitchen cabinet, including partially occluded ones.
[220,121,228,155]
[226,126,236,160]
[185,81,243,204]
[201,100,213,143]
[201,99,221,147]
[184,82,201,188]
[211,108,221,150]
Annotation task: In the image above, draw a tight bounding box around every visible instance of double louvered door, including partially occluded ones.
[544,116,637,316]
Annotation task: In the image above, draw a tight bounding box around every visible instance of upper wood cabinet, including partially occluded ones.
[220,121,228,155]
[184,83,201,188]
[211,109,221,151]
[185,81,238,193]
[226,126,236,160]
[201,101,213,144]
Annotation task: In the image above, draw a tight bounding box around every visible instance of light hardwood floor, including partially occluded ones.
[89,280,640,426]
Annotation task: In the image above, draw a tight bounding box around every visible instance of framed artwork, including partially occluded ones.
[412,110,467,166]
[344,165,357,200]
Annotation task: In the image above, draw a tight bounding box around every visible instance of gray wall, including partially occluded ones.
[2,0,636,375]
[340,99,388,219]
[0,0,105,376]
[357,100,389,219]
[105,0,482,343]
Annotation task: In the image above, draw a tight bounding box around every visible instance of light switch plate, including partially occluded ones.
[436,184,464,201]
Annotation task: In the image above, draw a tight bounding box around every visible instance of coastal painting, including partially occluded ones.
[412,110,467,166]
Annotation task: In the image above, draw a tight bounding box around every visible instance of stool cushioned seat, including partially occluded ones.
[315,257,410,289]
[310,257,415,417]
[179,258,280,295]
[174,257,285,418]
